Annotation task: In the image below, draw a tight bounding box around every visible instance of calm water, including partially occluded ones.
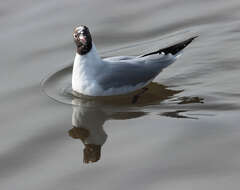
[1,0,240,189]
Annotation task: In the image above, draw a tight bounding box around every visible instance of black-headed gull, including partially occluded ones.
[72,25,197,96]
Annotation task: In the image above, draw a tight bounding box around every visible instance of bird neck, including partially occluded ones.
[75,43,101,64]
[72,43,101,89]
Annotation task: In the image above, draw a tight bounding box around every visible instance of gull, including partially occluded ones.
[72,25,197,96]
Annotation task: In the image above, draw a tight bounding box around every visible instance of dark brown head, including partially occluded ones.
[73,25,92,55]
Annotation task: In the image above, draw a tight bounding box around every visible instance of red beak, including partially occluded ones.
[79,35,87,45]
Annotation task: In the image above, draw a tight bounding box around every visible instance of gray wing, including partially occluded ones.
[98,54,176,90]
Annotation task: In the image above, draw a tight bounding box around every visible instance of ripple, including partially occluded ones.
[41,62,183,109]
[41,31,197,109]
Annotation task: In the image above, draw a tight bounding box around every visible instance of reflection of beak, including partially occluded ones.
[79,35,87,45]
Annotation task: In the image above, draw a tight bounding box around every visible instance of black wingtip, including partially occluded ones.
[187,35,199,44]
[141,35,198,57]
[158,35,198,55]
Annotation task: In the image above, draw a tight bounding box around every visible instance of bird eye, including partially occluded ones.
[73,33,77,38]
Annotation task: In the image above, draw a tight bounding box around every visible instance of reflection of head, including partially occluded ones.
[68,127,103,164]
[83,144,101,163]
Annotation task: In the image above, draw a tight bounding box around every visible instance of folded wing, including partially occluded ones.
[99,54,176,90]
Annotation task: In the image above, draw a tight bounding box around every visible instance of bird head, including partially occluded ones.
[73,25,92,55]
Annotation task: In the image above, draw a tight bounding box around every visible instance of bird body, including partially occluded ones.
[72,44,177,96]
[72,25,197,96]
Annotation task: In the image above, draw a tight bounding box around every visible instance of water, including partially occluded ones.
[1,0,240,189]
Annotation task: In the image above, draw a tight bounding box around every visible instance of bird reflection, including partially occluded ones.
[68,100,146,164]
[69,102,107,163]
[67,82,203,163]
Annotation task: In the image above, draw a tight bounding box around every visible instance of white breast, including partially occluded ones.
[72,44,103,95]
